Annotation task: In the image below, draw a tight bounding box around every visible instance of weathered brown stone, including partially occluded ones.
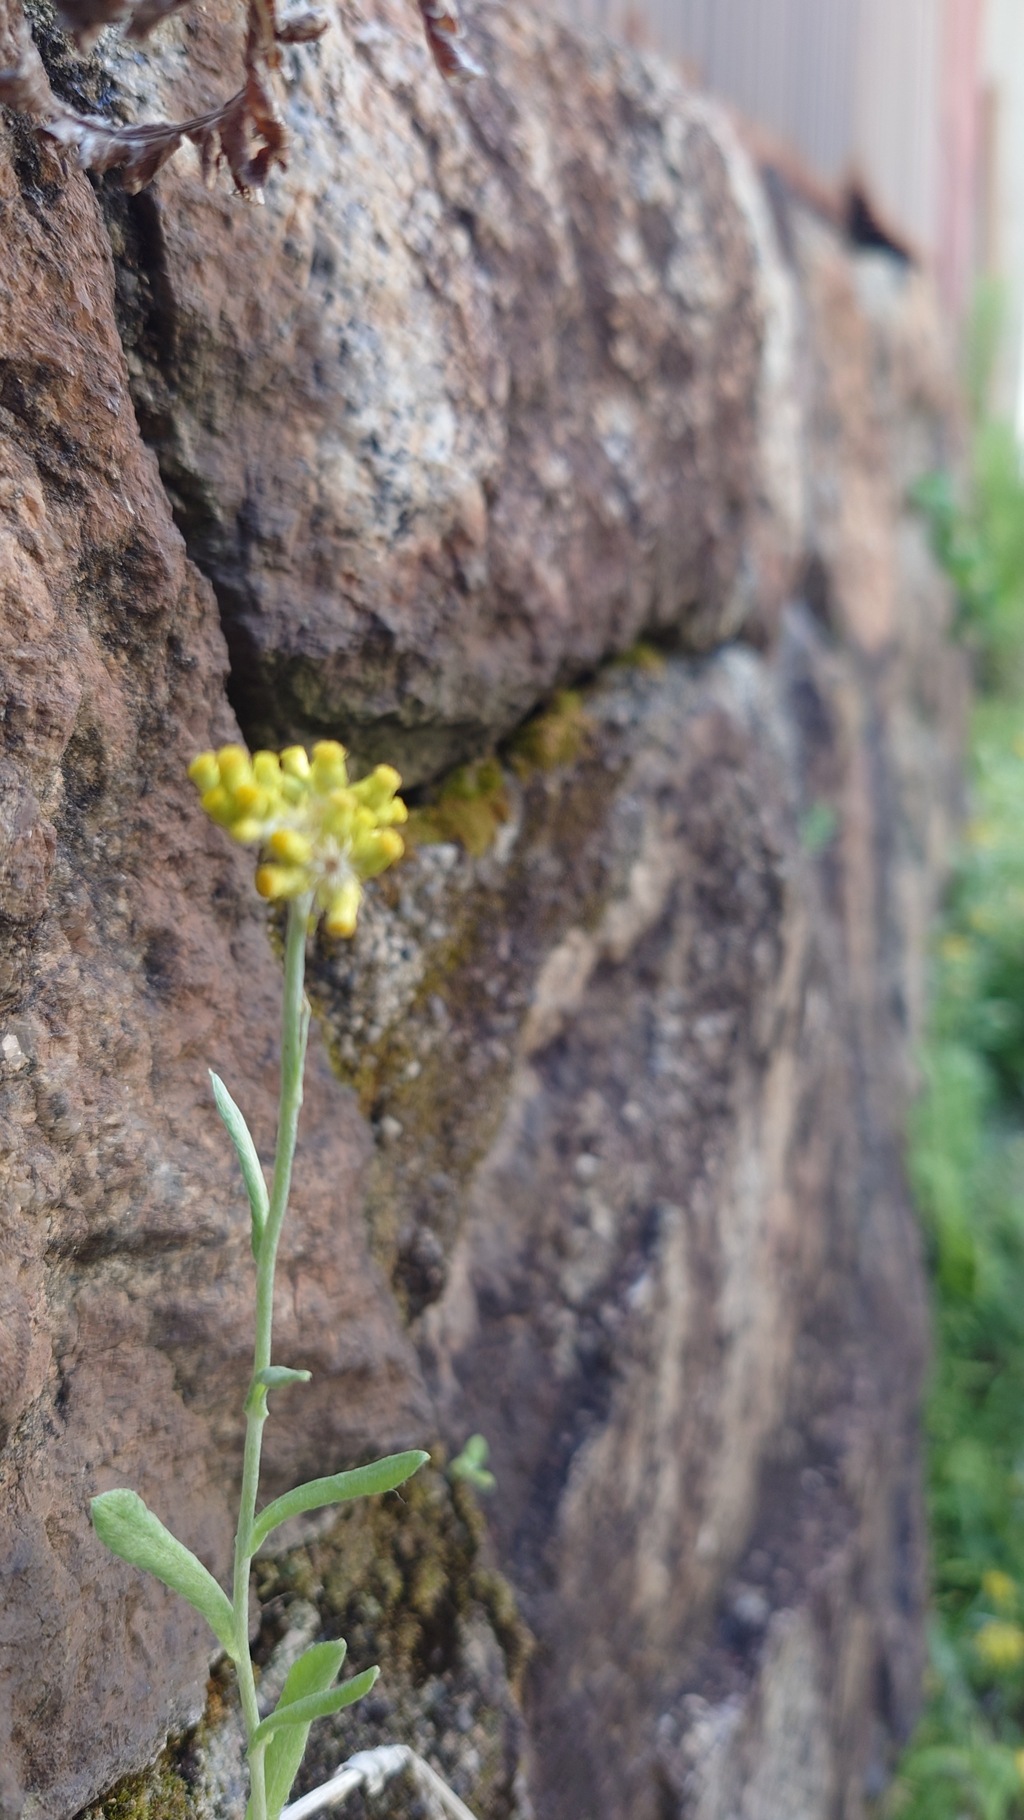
[0,16,427,1811]
[0,0,964,1812]
[96,0,771,781]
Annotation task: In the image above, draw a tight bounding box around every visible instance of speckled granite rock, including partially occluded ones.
[95,0,779,780]
[0,4,426,1808]
[0,0,963,1810]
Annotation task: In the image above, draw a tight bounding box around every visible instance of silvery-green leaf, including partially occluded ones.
[246,1640,347,1820]
[450,1433,496,1493]
[250,1451,428,1551]
[250,1666,379,1748]
[91,1489,237,1658]
[255,1366,312,1390]
[210,1070,269,1253]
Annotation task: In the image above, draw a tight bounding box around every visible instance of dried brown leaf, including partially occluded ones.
[44,107,193,187]
[24,70,286,196]
[213,69,287,193]
[416,0,484,83]
[245,0,279,67]
[0,0,362,202]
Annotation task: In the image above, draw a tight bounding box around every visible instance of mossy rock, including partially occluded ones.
[78,1758,195,1820]
[253,1465,530,1818]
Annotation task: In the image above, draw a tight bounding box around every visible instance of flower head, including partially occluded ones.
[982,1569,1019,1614]
[189,741,407,936]
[975,1619,1024,1673]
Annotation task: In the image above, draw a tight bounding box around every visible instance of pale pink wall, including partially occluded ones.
[551,0,989,318]
[938,0,986,316]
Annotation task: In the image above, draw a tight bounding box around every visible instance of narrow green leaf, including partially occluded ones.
[255,1366,312,1390]
[209,1070,269,1253]
[250,1667,379,1749]
[246,1640,347,1820]
[250,1450,428,1552]
[91,1489,237,1658]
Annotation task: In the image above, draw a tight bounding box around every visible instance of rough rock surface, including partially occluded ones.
[100,0,770,779]
[0,0,964,1814]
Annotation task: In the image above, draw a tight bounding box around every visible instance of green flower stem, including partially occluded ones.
[232,892,315,1820]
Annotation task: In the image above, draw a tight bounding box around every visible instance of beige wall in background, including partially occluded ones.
[552,0,984,300]
[982,0,1024,429]
[552,0,1024,429]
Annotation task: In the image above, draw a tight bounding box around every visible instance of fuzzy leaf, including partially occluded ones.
[246,1640,347,1820]
[210,1070,269,1252]
[91,1489,237,1658]
[255,1366,311,1389]
[449,1433,496,1493]
[250,1450,428,1550]
[250,1667,379,1748]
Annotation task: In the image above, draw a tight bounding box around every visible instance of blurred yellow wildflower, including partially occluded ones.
[975,1619,1024,1672]
[940,934,973,965]
[982,1569,1018,1613]
[189,741,407,937]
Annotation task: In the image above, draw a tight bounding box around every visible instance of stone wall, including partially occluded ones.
[0,0,964,1814]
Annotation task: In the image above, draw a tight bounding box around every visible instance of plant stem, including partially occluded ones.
[232,893,314,1820]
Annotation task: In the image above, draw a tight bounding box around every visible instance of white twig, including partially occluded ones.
[280,1744,481,1820]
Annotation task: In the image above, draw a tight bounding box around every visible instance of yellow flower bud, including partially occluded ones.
[188,751,221,792]
[217,745,252,786]
[352,764,402,811]
[230,818,267,846]
[268,828,313,865]
[280,746,311,779]
[256,863,309,901]
[351,826,404,878]
[252,751,282,787]
[323,877,362,937]
[312,741,349,789]
[323,795,357,841]
[232,782,270,817]
[201,785,234,826]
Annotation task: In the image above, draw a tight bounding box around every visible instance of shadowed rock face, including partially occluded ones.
[0,0,963,1812]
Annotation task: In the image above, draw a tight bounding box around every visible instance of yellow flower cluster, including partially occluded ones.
[975,1618,1024,1673]
[188,741,407,937]
[982,1568,1018,1613]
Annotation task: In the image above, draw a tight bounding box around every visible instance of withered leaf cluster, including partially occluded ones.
[416,0,484,82]
[0,0,480,195]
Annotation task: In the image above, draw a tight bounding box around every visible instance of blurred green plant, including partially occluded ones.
[449,1434,497,1495]
[886,420,1024,1817]
[913,423,1024,689]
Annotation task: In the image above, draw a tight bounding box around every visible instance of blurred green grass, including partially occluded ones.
[885,395,1024,1817]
